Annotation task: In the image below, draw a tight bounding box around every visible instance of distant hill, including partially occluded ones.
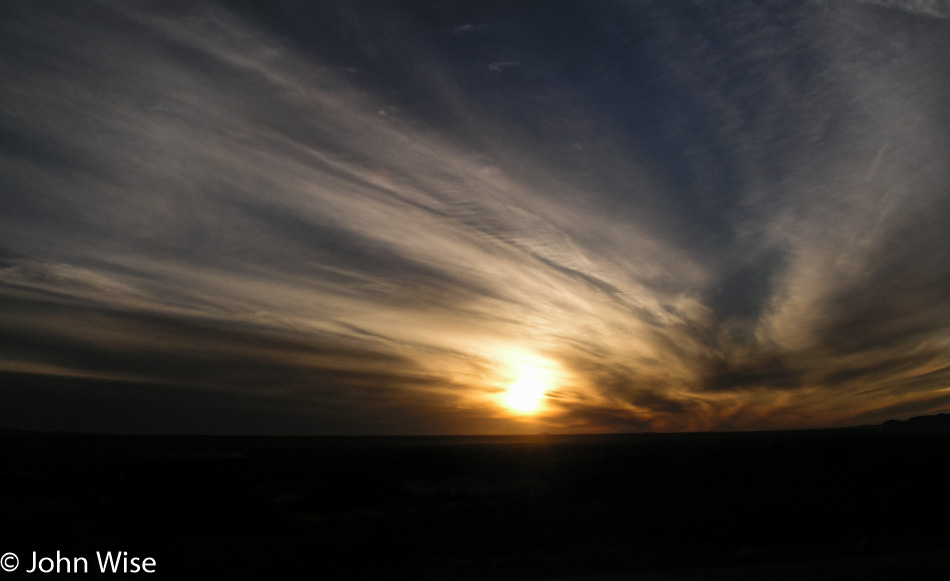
[880,412,950,431]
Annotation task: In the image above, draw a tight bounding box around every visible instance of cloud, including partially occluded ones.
[855,0,950,19]
[488,60,521,72]
[452,23,491,36]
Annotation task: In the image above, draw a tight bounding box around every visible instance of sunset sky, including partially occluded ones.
[2,0,950,434]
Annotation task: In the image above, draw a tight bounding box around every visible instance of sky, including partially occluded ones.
[1,0,950,435]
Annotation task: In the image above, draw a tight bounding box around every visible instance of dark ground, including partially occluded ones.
[1,426,949,579]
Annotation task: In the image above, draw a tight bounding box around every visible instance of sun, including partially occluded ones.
[501,357,557,415]
[504,374,547,414]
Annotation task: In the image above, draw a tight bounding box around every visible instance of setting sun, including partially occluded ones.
[501,357,558,415]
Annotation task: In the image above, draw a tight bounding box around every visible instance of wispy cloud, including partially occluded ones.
[856,0,950,19]
[488,60,521,72]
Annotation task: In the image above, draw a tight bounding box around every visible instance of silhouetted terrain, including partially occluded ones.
[1,424,949,579]
[880,413,950,431]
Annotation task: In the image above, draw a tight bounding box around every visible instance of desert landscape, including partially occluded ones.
[2,418,949,579]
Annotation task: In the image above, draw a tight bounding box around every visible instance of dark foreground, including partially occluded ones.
[1,428,949,580]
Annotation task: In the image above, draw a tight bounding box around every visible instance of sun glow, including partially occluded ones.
[501,355,558,415]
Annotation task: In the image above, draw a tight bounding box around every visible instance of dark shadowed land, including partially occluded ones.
[1,420,950,580]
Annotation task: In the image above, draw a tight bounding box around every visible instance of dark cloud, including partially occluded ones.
[550,402,656,433]
[0,370,449,435]
[0,295,414,382]
[452,23,491,36]
[699,355,803,393]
